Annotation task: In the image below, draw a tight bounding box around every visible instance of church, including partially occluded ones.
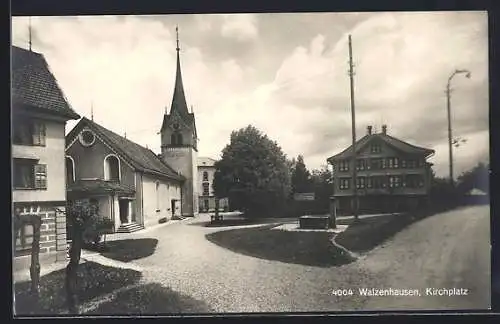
[65,27,199,233]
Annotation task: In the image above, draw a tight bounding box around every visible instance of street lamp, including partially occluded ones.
[446,69,471,186]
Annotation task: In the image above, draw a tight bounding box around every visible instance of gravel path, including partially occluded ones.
[95,206,490,313]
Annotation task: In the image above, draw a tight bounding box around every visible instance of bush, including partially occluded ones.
[83,217,114,247]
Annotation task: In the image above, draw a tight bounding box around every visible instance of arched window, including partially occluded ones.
[66,156,75,184]
[170,132,183,146]
[202,171,208,182]
[155,181,160,211]
[104,154,120,181]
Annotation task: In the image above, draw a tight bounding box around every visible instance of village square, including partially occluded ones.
[11,12,491,315]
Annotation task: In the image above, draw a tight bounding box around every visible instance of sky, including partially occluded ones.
[12,12,489,178]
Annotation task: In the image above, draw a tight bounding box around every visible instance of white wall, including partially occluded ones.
[141,174,181,228]
[13,120,66,203]
[198,166,216,196]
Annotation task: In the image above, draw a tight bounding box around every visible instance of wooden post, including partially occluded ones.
[214,198,220,221]
[30,215,42,294]
[329,196,337,229]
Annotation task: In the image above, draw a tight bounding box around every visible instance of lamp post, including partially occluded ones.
[446,69,471,186]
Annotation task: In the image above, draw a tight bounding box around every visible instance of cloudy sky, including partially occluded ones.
[12,12,489,177]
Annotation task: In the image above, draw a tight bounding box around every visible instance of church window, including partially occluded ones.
[155,181,160,211]
[202,171,208,181]
[104,155,120,181]
[176,133,183,145]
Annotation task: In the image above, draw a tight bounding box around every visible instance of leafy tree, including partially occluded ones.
[456,162,489,195]
[213,125,291,217]
[291,155,312,194]
[310,165,334,211]
[65,201,100,314]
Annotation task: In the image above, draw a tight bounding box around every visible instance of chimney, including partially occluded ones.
[367,125,373,135]
[382,124,387,135]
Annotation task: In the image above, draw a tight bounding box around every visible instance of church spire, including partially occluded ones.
[169,25,190,117]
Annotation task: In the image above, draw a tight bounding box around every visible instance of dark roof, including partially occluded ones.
[11,46,80,120]
[159,45,197,139]
[171,49,190,118]
[67,117,185,182]
[327,132,435,162]
[67,179,135,195]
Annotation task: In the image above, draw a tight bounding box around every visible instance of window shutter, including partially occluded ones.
[34,164,47,189]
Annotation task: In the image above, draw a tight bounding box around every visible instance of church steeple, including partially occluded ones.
[169,25,190,117]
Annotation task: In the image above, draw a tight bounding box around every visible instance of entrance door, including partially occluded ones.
[171,199,176,217]
[119,199,129,224]
[204,199,209,212]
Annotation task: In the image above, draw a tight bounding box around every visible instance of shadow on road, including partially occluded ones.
[99,238,159,263]
[87,282,213,315]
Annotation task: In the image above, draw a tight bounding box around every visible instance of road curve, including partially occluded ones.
[358,205,491,311]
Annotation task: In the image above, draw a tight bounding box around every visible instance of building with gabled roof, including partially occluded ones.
[66,117,185,232]
[12,45,80,262]
[197,157,229,212]
[327,125,435,215]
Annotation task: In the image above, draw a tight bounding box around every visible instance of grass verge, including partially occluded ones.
[97,238,159,263]
[205,224,355,267]
[335,210,440,253]
[87,283,212,315]
[14,261,142,316]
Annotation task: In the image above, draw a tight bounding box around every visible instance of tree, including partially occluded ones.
[310,165,334,212]
[65,201,100,314]
[213,125,291,217]
[291,155,312,194]
[456,162,489,195]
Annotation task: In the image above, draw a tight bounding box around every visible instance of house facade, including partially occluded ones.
[12,46,80,262]
[327,125,435,215]
[65,118,185,233]
[197,157,229,212]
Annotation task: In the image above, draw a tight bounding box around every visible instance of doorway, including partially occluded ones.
[171,199,176,217]
[204,199,209,212]
[119,199,129,224]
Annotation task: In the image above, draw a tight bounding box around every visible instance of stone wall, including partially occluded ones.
[14,203,67,262]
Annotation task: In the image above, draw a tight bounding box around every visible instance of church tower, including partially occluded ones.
[160,26,199,217]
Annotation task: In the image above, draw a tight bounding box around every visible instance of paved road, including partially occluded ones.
[113,205,491,313]
[360,205,491,311]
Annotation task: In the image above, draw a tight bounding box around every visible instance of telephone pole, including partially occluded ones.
[348,34,359,221]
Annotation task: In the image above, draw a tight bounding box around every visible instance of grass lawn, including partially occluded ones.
[14,261,142,316]
[205,224,355,267]
[335,212,431,253]
[91,238,159,263]
[87,283,212,315]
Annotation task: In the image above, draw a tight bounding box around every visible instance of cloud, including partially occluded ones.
[11,12,488,178]
[220,14,258,41]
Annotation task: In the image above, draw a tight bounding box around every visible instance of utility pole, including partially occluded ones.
[445,69,471,186]
[348,34,359,221]
[28,17,32,51]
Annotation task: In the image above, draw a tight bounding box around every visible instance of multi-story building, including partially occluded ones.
[12,46,80,263]
[197,157,228,212]
[326,125,435,215]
